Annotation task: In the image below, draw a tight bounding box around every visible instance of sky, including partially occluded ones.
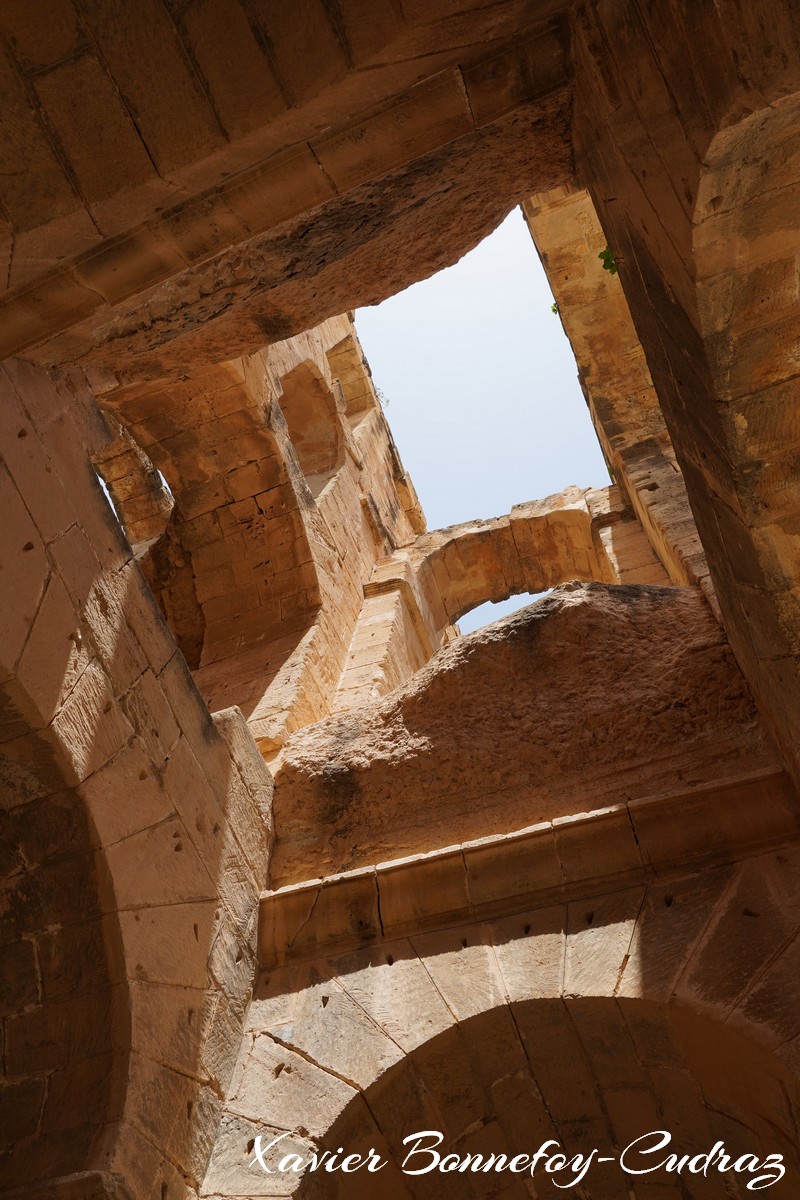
[354,207,609,632]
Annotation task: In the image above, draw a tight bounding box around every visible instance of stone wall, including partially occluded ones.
[208,839,800,1198]
[3,3,800,1198]
[522,186,712,604]
[270,584,785,883]
[570,0,800,785]
[0,312,740,1196]
[0,359,273,1196]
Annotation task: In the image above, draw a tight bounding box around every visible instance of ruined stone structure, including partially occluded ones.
[2,2,800,1198]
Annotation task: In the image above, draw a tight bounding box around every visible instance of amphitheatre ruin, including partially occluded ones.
[2,0,800,1196]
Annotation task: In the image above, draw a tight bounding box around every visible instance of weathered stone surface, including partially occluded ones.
[3,6,800,1197]
[218,992,800,1199]
[0,359,277,1197]
[272,583,778,883]
[523,187,710,596]
[335,484,671,709]
[1,7,574,377]
[4,1172,133,1199]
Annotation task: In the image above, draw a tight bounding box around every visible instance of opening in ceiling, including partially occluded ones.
[355,206,610,538]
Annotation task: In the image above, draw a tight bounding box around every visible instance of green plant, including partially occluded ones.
[598,246,618,275]
[550,301,559,315]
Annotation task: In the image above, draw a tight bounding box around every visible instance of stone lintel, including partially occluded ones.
[0,28,569,367]
[259,766,799,969]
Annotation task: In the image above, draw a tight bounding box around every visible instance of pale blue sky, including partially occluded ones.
[355,207,609,632]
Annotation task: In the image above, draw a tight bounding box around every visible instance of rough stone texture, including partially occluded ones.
[258,769,799,970]
[3,3,800,1198]
[209,840,800,1196]
[522,186,713,604]
[207,950,800,1198]
[4,305,708,1195]
[27,96,573,383]
[272,583,778,884]
[569,0,800,795]
[79,315,426,763]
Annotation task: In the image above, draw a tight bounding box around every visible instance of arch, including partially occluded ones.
[278,361,345,498]
[693,90,800,591]
[93,317,425,764]
[0,365,131,1190]
[98,356,323,683]
[0,719,127,1192]
[415,489,623,627]
[292,999,800,1198]
[205,859,800,1199]
[333,485,673,713]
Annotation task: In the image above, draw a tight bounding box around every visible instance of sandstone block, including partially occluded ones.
[260,872,380,969]
[51,659,134,784]
[313,71,472,193]
[0,938,39,1015]
[0,461,48,680]
[230,1034,356,1137]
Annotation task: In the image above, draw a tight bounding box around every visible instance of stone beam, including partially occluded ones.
[260,766,798,970]
[1,25,570,379]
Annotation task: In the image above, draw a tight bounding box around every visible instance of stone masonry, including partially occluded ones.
[2,3,800,1199]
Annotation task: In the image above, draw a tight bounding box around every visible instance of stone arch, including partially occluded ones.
[414,489,620,628]
[277,361,345,498]
[98,356,323,682]
[290,999,800,1199]
[205,850,800,1199]
[93,317,424,765]
[0,718,128,1194]
[0,365,133,1192]
[91,416,175,551]
[693,88,800,512]
[333,486,672,712]
[0,359,273,1198]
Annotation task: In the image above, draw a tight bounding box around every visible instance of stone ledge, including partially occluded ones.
[259,766,800,968]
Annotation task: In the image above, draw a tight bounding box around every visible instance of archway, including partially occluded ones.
[0,358,273,1198]
[278,363,345,499]
[0,720,126,1192]
[205,962,800,1199]
[292,998,800,1199]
